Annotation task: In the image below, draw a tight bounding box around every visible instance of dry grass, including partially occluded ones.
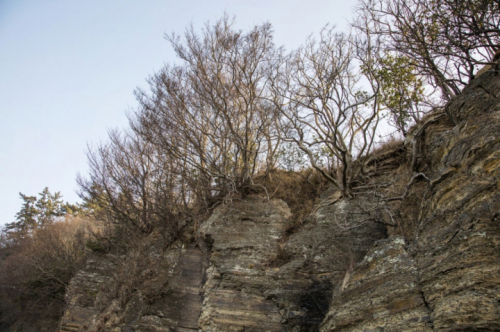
[253,168,326,235]
[370,135,405,159]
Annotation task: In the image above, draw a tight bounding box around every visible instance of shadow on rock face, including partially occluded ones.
[295,281,333,332]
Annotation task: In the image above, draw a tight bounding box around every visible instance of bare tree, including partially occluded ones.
[0,217,89,330]
[271,29,381,197]
[135,16,282,201]
[77,129,182,236]
[357,0,500,101]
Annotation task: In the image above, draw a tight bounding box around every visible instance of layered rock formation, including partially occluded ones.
[58,190,388,331]
[57,69,500,331]
[198,196,386,331]
[321,236,432,331]
[321,68,500,330]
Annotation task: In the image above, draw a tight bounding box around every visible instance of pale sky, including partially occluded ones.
[0,0,353,227]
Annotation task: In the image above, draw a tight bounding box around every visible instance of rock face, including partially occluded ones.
[198,198,288,331]
[198,196,387,331]
[58,241,203,331]
[58,195,387,331]
[58,70,500,331]
[59,257,114,331]
[414,69,500,331]
[321,236,432,331]
[321,69,500,330]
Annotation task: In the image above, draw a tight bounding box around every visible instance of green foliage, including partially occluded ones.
[76,183,108,218]
[35,187,65,227]
[360,0,499,100]
[6,194,38,234]
[5,187,82,236]
[372,54,425,136]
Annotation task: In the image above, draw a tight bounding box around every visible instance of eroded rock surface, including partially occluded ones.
[321,236,432,331]
[59,258,114,332]
[321,69,500,331]
[198,194,387,331]
[198,198,288,331]
[414,70,500,331]
[58,70,500,332]
[58,240,203,332]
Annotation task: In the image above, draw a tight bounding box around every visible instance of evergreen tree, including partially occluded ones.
[5,187,69,235]
[35,187,64,227]
[5,193,38,234]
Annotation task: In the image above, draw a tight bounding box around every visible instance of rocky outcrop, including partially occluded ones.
[198,198,288,331]
[198,196,387,331]
[58,239,200,331]
[58,194,387,331]
[58,69,500,331]
[321,236,432,331]
[321,69,500,330]
[59,257,115,331]
[414,69,500,331]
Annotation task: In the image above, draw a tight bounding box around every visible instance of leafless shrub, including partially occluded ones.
[0,216,91,330]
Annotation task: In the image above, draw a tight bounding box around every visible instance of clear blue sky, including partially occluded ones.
[0,0,353,227]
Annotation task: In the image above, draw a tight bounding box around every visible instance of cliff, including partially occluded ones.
[57,68,500,331]
[321,66,500,331]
